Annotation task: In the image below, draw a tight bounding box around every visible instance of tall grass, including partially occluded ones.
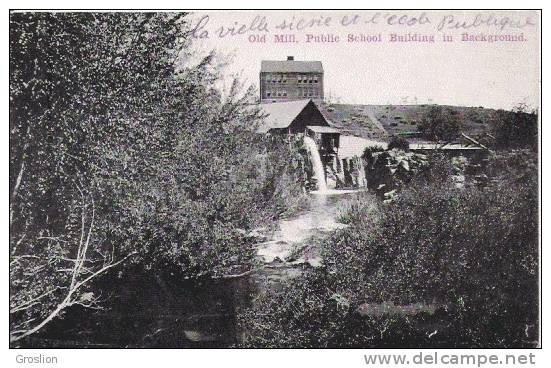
[336,192,378,225]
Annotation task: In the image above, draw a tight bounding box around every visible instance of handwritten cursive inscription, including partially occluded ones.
[189,12,537,39]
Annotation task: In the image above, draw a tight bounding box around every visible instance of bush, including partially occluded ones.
[363,149,430,194]
[388,135,409,151]
[238,163,538,347]
[362,145,386,159]
[9,13,306,343]
[336,192,378,225]
[489,105,537,150]
[237,271,434,348]
[418,105,461,141]
[483,149,537,185]
[416,153,455,186]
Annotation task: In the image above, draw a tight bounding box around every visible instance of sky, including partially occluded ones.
[187,10,540,110]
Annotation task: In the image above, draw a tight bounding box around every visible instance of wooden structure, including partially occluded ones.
[306,125,340,156]
[257,99,340,156]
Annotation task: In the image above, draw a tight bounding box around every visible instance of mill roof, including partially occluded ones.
[256,99,329,133]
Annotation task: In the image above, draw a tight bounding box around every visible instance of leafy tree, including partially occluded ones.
[489,104,538,150]
[387,135,409,150]
[418,105,461,141]
[10,12,190,343]
[9,12,304,343]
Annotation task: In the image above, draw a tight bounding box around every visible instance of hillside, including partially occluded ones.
[318,103,497,141]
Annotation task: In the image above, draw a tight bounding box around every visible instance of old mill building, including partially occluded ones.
[259,56,324,103]
[257,100,339,150]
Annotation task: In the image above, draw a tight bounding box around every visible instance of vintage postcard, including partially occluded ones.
[8,8,541,357]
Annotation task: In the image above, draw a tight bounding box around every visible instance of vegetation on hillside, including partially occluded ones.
[321,103,538,146]
[418,106,462,141]
[489,104,538,150]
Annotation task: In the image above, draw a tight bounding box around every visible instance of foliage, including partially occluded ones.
[362,145,386,160]
[10,12,193,342]
[489,105,538,150]
[254,135,310,217]
[451,155,468,173]
[417,153,456,186]
[239,160,538,347]
[364,149,430,193]
[418,105,462,141]
[483,149,537,184]
[237,270,432,348]
[9,12,304,342]
[387,135,409,151]
[336,192,379,225]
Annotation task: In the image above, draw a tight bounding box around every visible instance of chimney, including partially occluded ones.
[287,56,294,61]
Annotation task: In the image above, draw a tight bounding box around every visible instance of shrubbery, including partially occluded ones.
[387,135,409,151]
[489,105,538,151]
[362,148,430,194]
[9,13,306,343]
[238,151,538,348]
[418,105,462,141]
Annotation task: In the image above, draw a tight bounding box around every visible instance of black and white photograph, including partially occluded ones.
[7,6,542,359]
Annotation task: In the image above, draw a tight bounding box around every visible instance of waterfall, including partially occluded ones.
[356,157,367,188]
[304,136,328,193]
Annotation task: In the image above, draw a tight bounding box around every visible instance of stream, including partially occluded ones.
[29,191,358,348]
